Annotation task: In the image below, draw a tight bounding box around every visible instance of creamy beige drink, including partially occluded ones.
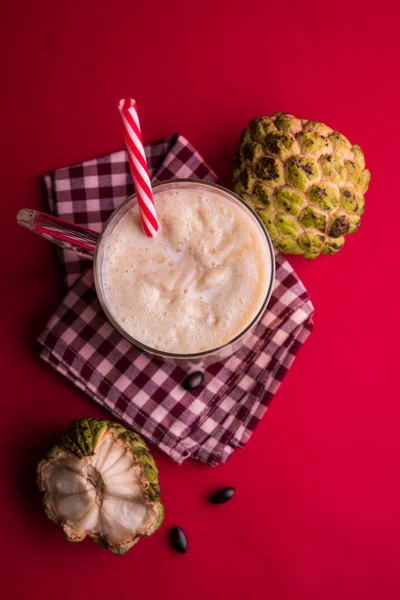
[102,187,270,354]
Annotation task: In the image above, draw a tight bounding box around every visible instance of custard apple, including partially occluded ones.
[233,113,371,258]
[37,418,164,555]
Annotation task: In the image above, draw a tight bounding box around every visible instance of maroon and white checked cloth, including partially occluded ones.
[38,134,314,465]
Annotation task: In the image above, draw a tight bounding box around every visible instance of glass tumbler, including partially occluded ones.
[17,179,276,364]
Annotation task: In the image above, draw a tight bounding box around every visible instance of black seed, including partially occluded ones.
[343,190,351,198]
[182,371,204,391]
[169,527,188,554]
[209,487,235,504]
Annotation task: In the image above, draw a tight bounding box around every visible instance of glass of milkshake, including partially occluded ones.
[17,180,275,363]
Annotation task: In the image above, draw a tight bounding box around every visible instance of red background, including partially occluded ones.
[1,1,400,598]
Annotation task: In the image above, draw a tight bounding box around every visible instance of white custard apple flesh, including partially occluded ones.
[233,113,371,258]
[37,418,164,555]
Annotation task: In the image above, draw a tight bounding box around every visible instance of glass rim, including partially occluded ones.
[93,179,276,360]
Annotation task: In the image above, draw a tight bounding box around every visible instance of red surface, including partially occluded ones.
[1,1,400,598]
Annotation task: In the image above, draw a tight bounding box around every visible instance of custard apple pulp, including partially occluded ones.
[233,113,371,258]
[37,418,164,555]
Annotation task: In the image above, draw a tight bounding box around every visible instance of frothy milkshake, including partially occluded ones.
[102,186,270,354]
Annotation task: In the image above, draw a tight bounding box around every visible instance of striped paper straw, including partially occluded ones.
[118,98,160,237]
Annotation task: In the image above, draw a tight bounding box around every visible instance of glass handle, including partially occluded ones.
[17,209,100,258]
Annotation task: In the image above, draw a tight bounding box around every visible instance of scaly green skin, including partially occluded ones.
[233,112,371,258]
[37,418,164,556]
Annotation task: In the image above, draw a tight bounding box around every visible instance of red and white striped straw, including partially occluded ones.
[118,98,160,237]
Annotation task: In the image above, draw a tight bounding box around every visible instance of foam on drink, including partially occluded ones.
[102,187,270,354]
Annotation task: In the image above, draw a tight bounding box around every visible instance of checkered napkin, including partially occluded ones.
[38,134,314,465]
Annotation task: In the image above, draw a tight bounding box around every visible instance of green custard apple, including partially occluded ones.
[233,113,371,258]
[37,418,164,555]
